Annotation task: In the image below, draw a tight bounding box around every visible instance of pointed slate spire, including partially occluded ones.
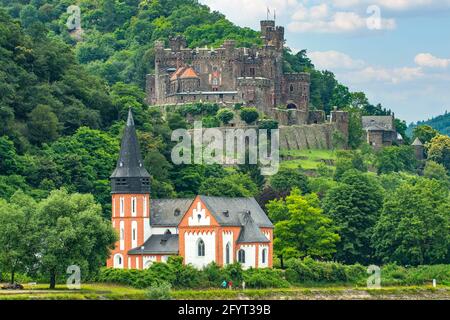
[111,109,150,194]
[412,137,423,146]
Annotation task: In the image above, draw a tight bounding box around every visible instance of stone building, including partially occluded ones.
[362,115,399,150]
[107,110,274,270]
[146,19,311,124]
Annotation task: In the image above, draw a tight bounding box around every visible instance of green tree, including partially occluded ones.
[0,191,38,283]
[34,189,117,289]
[413,125,440,144]
[376,146,417,174]
[216,108,234,125]
[269,167,309,195]
[27,105,60,145]
[0,136,18,175]
[199,173,258,197]
[372,178,450,265]
[323,170,384,264]
[267,189,339,266]
[424,160,449,185]
[240,107,259,124]
[427,134,450,172]
[334,150,367,180]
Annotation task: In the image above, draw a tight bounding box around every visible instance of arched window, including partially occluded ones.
[114,254,124,269]
[290,84,294,93]
[198,239,205,257]
[262,248,267,264]
[238,249,245,263]
[225,243,231,265]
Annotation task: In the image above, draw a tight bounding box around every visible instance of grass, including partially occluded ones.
[280,149,336,170]
[1,283,449,300]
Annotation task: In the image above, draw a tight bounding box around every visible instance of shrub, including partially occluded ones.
[217,109,234,125]
[146,281,172,300]
[258,119,278,130]
[244,268,289,288]
[240,107,259,124]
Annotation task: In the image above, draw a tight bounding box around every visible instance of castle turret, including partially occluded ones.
[107,109,151,270]
[412,137,425,161]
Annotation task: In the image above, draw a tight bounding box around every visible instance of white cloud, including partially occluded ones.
[309,51,365,70]
[345,66,424,84]
[415,53,450,68]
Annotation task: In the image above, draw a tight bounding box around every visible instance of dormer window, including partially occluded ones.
[174,208,181,216]
[119,162,123,167]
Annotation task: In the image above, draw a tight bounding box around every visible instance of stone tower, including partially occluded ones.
[107,109,151,270]
[412,137,425,161]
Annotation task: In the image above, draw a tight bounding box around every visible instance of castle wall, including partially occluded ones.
[279,124,336,150]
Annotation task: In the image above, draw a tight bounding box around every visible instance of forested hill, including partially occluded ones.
[407,112,450,137]
[0,0,406,216]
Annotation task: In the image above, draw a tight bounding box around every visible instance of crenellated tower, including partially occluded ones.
[107,109,151,269]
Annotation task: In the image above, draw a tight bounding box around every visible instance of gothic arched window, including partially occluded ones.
[262,248,267,264]
[198,239,205,257]
[238,249,245,263]
[225,243,231,265]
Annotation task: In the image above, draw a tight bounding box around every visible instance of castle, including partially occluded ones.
[146,19,323,126]
[106,110,274,270]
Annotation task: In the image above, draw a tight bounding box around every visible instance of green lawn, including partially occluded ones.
[280,149,336,170]
[1,283,449,300]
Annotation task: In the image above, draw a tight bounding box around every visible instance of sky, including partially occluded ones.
[200,0,450,124]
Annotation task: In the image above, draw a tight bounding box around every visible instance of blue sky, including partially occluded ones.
[201,0,450,123]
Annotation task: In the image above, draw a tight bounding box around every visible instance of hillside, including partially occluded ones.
[407,111,450,137]
[0,0,415,213]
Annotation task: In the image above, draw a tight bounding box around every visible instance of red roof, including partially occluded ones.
[170,67,199,81]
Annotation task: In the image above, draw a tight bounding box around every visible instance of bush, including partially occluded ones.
[146,281,172,300]
[285,257,366,284]
[217,109,234,125]
[244,268,289,288]
[240,107,259,124]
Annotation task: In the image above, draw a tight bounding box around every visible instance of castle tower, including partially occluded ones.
[107,109,151,270]
[412,137,425,161]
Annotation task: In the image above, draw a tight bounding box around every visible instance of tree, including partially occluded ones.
[344,106,364,149]
[0,191,38,284]
[372,178,450,265]
[240,107,259,124]
[267,189,339,266]
[269,167,309,195]
[199,173,258,197]
[376,146,417,174]
[413,125,440,144]
[27,105,60,145]
[0,136,18,175]
[323,170,384,264]
[216,108,234,125]
[34,189,117,288]
[424,161,449,186]
[334,150,367,180]
[427,134,450,172]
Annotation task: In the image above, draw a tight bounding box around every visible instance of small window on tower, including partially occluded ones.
[290,84,294,93]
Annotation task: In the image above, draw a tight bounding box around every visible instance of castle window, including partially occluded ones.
[250,68,255,77]
[290,84,294,93]
[197,239,205,257]
[226,243,231,265]
[238,249,245,263]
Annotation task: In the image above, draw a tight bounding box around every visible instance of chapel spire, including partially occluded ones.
[110,108,150,194]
